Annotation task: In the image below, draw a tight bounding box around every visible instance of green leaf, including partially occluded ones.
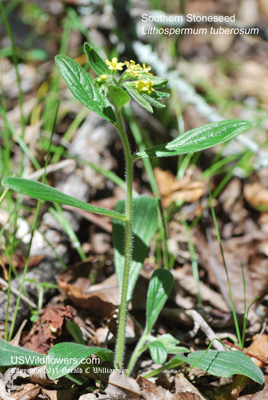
[142,93,166,108]
[135,120,252,159]
[147,76,168,87]
[84,43,110,75]
[0,339,44,366]
[146,269,174,333]
[175,350,264,385]
[108,85,130,109]
[149,341,167,364]
[124,83,153,113]
[112,195,158,301]
[47,343,113,379]
[2,177,126,221]
[55,55,116,124]
[66,321,85,345]
[152,333,189,354]
[154,90,170,99]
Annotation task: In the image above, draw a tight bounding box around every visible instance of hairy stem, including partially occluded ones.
[114,108,133,368]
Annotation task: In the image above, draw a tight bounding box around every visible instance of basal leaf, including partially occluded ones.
[124,83,153,113]
[108,85,130,109]
[175,350,264,385]
[47,343,113,379]
[146,269,174,333]
[153,333,189,354]
[55,55,116,124]
[112,195,158,301]
[135,120,252,159]
[0,339,44,366]
[149,341,167,364]
[2,177,126,221]
[84,43,110,75]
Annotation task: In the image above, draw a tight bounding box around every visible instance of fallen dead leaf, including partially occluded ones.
[0,254,45,271]
[137,376,201,400]
[244,182,268,209]
[175,373,206,400]
[154,167,205,208]
[246,334,268,361]
[106,370,141,399]
[11,383,40,400]
[22,304,76,353]
[58,260,119,318]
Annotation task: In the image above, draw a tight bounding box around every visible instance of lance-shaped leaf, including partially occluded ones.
[146,269,174,333]
[2,177,126,221]
[124,82,153,113]
[55,55,115,124]
[175,350,264,385]
[0,339,44,366]
[47,343,113,379]
[134,120,252,159]
[112,196,158,301]
[84,43,110,75]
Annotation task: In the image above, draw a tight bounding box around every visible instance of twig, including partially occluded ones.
[186,309,226,351]
[0,277,37,309]
[26,159,76,180]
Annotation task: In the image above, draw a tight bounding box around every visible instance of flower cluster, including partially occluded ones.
[105,58,154,95]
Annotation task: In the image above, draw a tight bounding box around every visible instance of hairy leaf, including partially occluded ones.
[2,177,126,220]
[55,55,115,124]
[108,85,130,109]
[84,43,110,75]
[0,339,44,366]
[149,341,167,364]
[146,269,174,333]
[124,83,153,113]
[135,120,252,159]
[113,196,158,301]
[47,343,113,379]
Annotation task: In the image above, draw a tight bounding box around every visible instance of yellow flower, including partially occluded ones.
[125,60,142,77]
[96,74,108,83]
[142,63,153,76]
[135,78,154,95]
[125,60,153,78]
[105,57,125,71]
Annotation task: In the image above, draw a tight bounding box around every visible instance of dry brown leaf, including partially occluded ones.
[137,376,201,400]
[175,373,205,400]
[22,304,76,353]
[0,254,45,271]
[196,227,268,312]
[106,371,141,399]
[244,182,268,209]
[11,383,40,400]
[246,334,268,360]
[58,261,118,318]
[154,167,204,208]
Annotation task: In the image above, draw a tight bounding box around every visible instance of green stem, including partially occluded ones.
[127,333,148,376]
[114,108,133,369]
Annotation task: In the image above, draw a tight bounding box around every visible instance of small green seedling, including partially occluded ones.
[1,44,262,384]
